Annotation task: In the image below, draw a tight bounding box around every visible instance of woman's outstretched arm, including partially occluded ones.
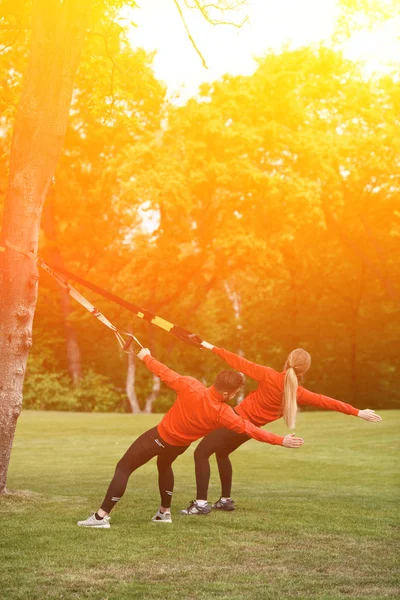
[298,388,382,421]
[357,409,382,422]
[202,341,271,382]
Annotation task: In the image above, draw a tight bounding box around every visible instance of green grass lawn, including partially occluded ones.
[1,410,399,600]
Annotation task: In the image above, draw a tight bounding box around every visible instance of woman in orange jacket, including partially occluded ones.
[180,342,382,515]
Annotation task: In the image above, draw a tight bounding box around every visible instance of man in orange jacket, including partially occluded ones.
[77,348,304,527]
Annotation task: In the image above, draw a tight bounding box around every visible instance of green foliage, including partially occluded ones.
[152,393,175,414]
[23,44,400,411]
[24,356,124,413]
[23,358,73,411]
[69,370,125,412]
[1,3,399,413]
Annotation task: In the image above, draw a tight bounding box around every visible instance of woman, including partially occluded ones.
[181,343,382,515]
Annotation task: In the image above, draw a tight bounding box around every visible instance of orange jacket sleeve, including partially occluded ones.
[212,347,271,382]
[142,355,192,393]
[218,405,284,445]
[297,387,359,416]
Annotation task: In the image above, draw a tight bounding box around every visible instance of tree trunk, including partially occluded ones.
[42,185,82,385]
[126,352,142,414]
[143,374,161,414]
[0,0,94,494]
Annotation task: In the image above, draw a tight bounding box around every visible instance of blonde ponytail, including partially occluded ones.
[283,367,298,429]
[283,348,311,430]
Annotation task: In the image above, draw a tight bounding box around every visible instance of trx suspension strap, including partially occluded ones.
[33,263,204,350]
[0,242,204,349]
[1,241,143,353]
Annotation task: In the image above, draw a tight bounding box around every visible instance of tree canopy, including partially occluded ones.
[1,1,399,416]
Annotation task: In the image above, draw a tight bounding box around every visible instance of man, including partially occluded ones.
[78,348,303,527]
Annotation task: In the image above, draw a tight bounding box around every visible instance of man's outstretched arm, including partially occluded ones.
[138,348,191,393]
[218,405,304,448]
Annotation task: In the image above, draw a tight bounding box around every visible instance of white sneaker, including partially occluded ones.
[180,500,212,516]
[151,510,172,523]
[77,513,111,528]
[213,497,235,511]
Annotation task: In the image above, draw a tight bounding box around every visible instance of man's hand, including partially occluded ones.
[201,341,214,350]
[137,348,151,360]
[282,433,304,448]
[358,409,382,422]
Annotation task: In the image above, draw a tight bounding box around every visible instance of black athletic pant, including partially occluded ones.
[101,426,189,513]
[194,428,250,500]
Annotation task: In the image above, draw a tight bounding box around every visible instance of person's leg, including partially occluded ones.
[157,443,189,510]
[78,427,161,528]
[195,428,249,500]
[151,442,189,523]
[99,427,160,515]
[215,453,233,498]
[215,433,250,500]
[180,429,246,516]
[194,428,228,501]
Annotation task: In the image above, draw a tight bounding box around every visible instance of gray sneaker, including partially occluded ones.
[212,497,235,511]
[77,513,111,528]
[180,500,212,516]
[151,510,172,523]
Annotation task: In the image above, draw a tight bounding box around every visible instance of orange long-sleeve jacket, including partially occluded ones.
[212,347,359,427]
[142,355,284,447]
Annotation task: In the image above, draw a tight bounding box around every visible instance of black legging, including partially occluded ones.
[194,428,250,500]
[101,427,189,513]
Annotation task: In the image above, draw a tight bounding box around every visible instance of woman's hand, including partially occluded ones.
[137,348,151,360]
[282,433,304,448]
[201,341,214,350]
[358,409,382,422]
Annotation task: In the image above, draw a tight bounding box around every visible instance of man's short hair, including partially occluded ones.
[214,370,244,393]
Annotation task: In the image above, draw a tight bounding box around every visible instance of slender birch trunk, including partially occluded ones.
[126,352,142,414]
[143,374,161,414]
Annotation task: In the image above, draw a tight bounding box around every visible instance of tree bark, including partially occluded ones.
[143,374,161,414]
[126,352,142,414]
[42,185,82,385]
[0,0,94,494]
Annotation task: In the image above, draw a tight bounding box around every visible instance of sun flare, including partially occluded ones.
[126,0,400,99]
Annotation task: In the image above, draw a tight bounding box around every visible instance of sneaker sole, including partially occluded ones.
[152,519,172,523]
[77,523,110,528]
[213,506,235,511]
[179,512,211,516]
